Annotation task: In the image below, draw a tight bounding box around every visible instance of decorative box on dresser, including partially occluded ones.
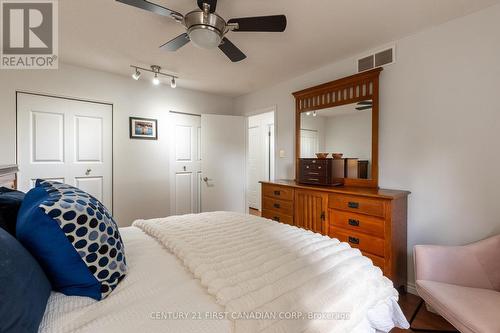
[261,180,410,291]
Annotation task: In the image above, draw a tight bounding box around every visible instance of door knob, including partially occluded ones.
[203,177,208,182]
[85,168,92,176]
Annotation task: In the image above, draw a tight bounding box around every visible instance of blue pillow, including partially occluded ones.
[0,227,51,333]
[0,187,25,236]
[16,180,127,300]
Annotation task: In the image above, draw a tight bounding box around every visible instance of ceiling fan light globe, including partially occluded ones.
[188,27,222,49]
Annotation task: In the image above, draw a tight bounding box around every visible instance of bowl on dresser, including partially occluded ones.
[331,153,344,160]
[315,153,329,159]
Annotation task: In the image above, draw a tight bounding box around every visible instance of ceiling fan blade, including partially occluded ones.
[357,100,373,106]
[116,0,183,19]
[356,106,373,111]
[228,15,287,32]
[218,38,246,62]
[197,0,217,13]
[160,33,190,51]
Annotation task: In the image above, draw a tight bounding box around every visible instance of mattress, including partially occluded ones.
[39,224,408,333]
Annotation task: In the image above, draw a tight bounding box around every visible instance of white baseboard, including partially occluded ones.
[406,282,418,295]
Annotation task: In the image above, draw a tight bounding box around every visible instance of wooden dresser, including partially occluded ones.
[261,180,410,290]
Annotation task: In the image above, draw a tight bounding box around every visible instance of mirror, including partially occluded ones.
[293,68,381,187]
[299,101,373,179]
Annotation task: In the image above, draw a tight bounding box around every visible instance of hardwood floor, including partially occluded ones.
[393,292,457,332]
[249,207,261,217]
[250,208,458,332]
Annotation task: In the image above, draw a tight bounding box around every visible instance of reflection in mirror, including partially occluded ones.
[300,101,372,179]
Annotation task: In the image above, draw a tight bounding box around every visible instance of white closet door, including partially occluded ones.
[169,113,201,215]
[201,114,246,213]
[17,93,113,209]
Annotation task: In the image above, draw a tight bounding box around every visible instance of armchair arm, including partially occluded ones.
[414,244,494,290]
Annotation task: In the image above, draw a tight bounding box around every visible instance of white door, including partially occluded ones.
[247,125,261,209]
[247,111,275,210]
[267,123,275,181]
[17,93,113,209]
[201,114,246,213]
[300,129,319,158]
[169,112,201,215]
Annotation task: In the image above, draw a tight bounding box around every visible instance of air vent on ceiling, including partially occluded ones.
[357,46,395,72]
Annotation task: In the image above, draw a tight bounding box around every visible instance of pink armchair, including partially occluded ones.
[414,235,500,333]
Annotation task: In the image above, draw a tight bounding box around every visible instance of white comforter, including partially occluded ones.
[40,212,409,333]
[133,212,409,333]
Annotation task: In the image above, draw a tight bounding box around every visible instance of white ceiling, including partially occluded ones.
[60,0,500,96]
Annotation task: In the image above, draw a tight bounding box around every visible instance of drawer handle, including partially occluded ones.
[348,202,359,209]
[348,219,360,227]
[274,190,281,196]
[273,203,281,209]
[312,160,316,164]
[348,236,360,245]
[308,172,320,175]
[308,178,320,181]
[318,166,322,169]
[273,216,280,222]
[306,166,310,169]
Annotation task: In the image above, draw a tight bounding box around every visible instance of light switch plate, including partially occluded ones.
[279,150,286,158]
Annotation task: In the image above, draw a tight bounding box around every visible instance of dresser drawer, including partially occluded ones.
[329,209,385,238]
[329,194,386,217]
[262,209,293,225]
[262,198,293,216]
[302,162,328,171]
[299,176,329,185]
[363,252,385,272]
[329,227,384,257]
[262,184,294,201]
[301,168,327,177]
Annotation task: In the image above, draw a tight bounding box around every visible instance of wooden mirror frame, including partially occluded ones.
[293,68,382,188]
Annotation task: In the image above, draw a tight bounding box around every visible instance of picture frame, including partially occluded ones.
[129,117,158,140]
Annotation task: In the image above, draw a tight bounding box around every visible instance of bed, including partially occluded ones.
[39,212,409,333]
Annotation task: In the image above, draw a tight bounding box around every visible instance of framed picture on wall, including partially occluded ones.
[129,117,158,140]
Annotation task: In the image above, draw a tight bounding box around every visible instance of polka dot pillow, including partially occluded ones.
[16,180,127,300]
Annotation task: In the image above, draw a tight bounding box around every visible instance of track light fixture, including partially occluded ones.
[130,65,178,88]
[132,68,141,80]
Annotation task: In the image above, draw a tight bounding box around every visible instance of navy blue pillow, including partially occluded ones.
[0,227,51,333]
[16,180,127,300]
[0,187,25,236]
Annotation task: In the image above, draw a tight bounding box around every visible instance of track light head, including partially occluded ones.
[132,68,141,80]
[152,74,160,86]
[151,65,161,85]
[170,77,177,88]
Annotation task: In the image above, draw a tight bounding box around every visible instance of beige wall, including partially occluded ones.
[0,63,234,226]
[234,4,500,289]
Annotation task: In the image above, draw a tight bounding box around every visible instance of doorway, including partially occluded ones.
[169,112,247,216]
[247,109,276,212]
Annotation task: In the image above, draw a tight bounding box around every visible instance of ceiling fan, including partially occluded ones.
[356,100,373,111]
[116,0,287,62]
